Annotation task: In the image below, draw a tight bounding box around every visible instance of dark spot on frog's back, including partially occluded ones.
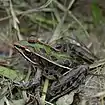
[55,43,67,52]
[39,48,46,54]
[50,55,57,61]
[62,44,67,52]
[63,60,71,66]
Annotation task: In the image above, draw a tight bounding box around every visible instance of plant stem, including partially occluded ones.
[41,79,49,105]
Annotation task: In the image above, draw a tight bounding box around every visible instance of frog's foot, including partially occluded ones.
[14,79,40,89]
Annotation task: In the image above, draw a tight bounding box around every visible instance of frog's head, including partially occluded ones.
[14,39,60,56]
[14,40,73,70]
[14,40,33,54]
[14,40,39,65]
[14,39,45,53]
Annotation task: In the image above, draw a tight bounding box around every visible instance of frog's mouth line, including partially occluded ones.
[14,44,38,65]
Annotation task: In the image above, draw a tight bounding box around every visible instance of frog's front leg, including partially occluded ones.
[14,67,42,105]
[14,67,41,88]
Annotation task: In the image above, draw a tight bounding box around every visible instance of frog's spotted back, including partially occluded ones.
[54,38,98,64]
[14,39,92,102]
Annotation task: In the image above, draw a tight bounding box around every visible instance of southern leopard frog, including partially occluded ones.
[14,39,96,101]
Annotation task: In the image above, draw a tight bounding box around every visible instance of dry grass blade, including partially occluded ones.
[21,0,54,16]
[49,0,75,44]
[68,0,76,9]
[49,0,76,44]
[9,0,22,40]
[89,58,105,69]
[49,13,67,44]
[38,0,53,9]
[54,0,90,37]
[45,101,54,105]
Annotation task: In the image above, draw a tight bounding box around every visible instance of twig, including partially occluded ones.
[45,100,54,105]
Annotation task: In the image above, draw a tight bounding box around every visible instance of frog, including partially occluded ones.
[14,39,94,102]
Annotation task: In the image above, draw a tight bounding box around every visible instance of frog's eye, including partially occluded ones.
[28,39,38,43]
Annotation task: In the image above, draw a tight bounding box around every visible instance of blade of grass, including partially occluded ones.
[53,0,90,37]
[49,0,76,44]
[49,12,67,44]
[0,66,25,82]
[41,79,49,105]
[9,0,23,40]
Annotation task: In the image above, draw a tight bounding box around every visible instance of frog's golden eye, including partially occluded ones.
[28,39,38,43]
